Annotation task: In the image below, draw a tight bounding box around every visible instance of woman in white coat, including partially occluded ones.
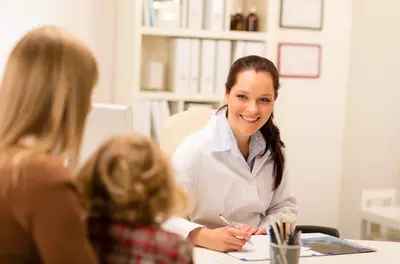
[169,55,297,252]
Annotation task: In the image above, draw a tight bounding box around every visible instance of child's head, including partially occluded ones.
[75,133,188,226]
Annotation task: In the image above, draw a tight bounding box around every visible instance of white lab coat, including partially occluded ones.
[163,107,297,238]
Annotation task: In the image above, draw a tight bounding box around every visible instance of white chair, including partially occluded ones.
[159,108,215,156]
[361,188,397,240]
[361,188,397,209]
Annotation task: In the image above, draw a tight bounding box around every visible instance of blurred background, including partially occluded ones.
[1,0,399,240]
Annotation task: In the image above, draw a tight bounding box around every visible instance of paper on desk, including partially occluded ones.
[227,235,322,261]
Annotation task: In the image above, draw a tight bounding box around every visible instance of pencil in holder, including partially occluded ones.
[270,243,301,264]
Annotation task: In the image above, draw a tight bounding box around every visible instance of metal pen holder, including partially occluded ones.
[270,242,301,264]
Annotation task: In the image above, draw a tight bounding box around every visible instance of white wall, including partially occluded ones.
[0,0,116,103]
[339,0,400,239]
[272,0,352,229]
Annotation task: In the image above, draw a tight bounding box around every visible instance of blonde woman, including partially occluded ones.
[0,26,99,263]
[75,134,193,264]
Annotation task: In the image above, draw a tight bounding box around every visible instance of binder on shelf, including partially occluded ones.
[203,0,225,31]
[188,39,201,95]
[136,100,152,137]
[187,0,204,29]
[150,100,164,140]
[180,0,188,28]
[199,39,216,96]
[232,40,246,62]
[143,0,150,26]
[150,100,172,140]
[143,0,181,28]
[215,40,232,96]
[159,100,171,121]
[169,38,191,95]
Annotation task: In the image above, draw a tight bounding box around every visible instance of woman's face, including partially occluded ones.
[224,70,275,142]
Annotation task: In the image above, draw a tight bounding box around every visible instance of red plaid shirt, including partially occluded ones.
[89,220,193,264]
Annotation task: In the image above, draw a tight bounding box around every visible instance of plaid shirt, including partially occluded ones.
[89,220,194,264]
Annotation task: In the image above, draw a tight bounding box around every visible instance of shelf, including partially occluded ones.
[137,91,222,103]
[141,27,268,42]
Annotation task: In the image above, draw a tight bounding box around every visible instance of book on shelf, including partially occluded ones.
[143,0,181,28]
[142,0,264,32]
[163,37,266,97]
[136,100,171,141]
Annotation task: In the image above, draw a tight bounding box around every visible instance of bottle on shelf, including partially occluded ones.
[230,8,245,31]
[246,7,259,32]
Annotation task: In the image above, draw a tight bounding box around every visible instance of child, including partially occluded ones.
[75,134,193,264]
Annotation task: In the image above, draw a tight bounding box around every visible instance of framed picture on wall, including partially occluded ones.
[279,0,324,30]
[277,43,322,78]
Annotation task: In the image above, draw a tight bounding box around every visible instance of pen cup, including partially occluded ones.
[270,243,301,264]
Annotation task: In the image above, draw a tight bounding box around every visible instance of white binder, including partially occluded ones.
[151,100,163,140]
[187,0,203,29]
[188,39,200,95]
[215,40,232,96]
[169,38,191,94]
[203,0,225,30]
[232,40,246,62]
[200,39,216,96]
[137,100,151,137]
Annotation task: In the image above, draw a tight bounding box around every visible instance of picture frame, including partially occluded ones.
[277,43,322,78]
[279,0,324,30]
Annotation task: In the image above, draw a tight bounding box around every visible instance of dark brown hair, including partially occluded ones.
[225,55,285,190]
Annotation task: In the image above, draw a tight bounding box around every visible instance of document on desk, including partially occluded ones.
[227,235,322,261]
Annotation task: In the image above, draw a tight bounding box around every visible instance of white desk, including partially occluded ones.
[361,206,400,230]
[194,239,400,264]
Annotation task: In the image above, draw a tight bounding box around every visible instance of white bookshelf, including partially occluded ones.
[138,91,221,103]
[121,0,275,140]
[141,27,268,41]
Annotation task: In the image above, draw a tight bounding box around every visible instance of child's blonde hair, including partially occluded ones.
[75,133,188,226]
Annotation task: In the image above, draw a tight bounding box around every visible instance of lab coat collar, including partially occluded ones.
[211,106,266,156]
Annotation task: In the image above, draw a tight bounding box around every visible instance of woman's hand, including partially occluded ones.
[188,226,251,252]
[237,224,267,235]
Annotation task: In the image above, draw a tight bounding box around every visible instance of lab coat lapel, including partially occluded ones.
[252,151,271,176]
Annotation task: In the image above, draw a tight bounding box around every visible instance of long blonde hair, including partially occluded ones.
[0,26,98,172]
[75,134,188,226]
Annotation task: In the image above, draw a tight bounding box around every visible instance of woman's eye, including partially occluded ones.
[259,98,270,103]
[237,95,247,99]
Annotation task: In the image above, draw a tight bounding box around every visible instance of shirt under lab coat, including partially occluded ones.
[163,107,297,238]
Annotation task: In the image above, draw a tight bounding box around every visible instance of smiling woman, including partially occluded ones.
[164,55,297,253]
[223,56,283,179]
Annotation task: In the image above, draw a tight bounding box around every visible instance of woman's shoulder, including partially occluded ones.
[1,149,73,189]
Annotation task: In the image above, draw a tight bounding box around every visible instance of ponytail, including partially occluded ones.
[260,113,285,191]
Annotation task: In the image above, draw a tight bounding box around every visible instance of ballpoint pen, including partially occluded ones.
[219,214,254,246]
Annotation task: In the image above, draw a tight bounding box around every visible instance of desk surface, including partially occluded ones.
[194,239,400,264]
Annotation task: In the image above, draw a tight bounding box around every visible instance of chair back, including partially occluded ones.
[159,108,215,156]
[295,225,340,238]
[361,188,397,209]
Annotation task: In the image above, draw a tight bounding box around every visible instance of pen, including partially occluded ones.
[219,214,254,246]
